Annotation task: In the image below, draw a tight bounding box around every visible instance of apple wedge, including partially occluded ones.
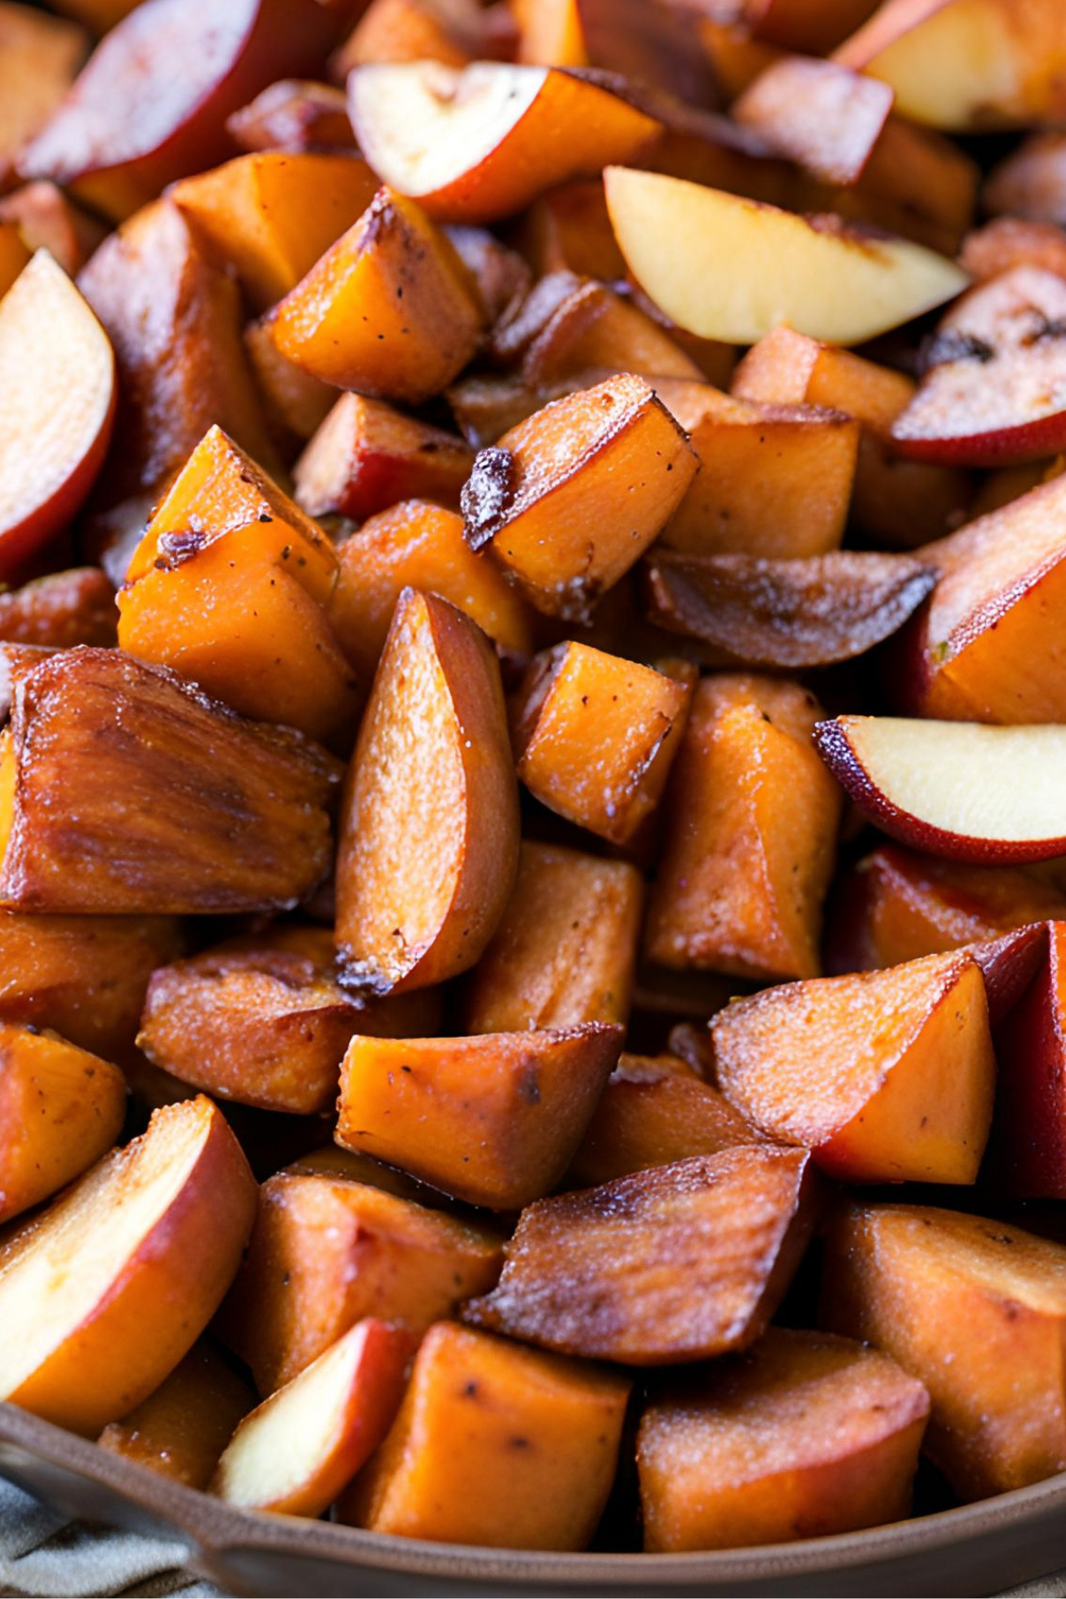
[0,1095,256,1435]
[983,921,1066,1200]
[0,250,114,578]
[0,5,86,178]
[294,395,475,523]
[212,1319,413,1517]
[732,55,894,187]
[604,168,969,346]
[815,716,1066,863]
[347,61,662,224]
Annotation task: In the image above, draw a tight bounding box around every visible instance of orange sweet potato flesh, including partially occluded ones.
[0,649,342,915]
[464,841,642,1034]
[638,1328,929,1552]
[0,567,115,648]
[217,1173,504,1393]
[336,1022,623,1208]
[269,186,484,403]
[519,279,705,388]
[822,1203,1066,1500]
[334,0,481,71]
[0,1023,127,1223]
[118,426,357,741]
[337,1321,631,1551]
[226,78,357,156]
[327,501,534,681]
[243,317,335,447]
[567,1053,766,1188]
[512,642,692,845]
[645,675,843,983]
[462,372,698,618]
[97,1340,255,1490]
[465,1145,819,1364]
[295,394,476,522]
[335,587,519,994]
[0,224,30,300]
[0,182,105,276]
[712,950,996,1185]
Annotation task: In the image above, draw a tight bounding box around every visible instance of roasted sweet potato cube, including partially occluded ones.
[227,78,357,156]
[268,187,483,403]
[464,1146,818,1364]
[295,395,475,522]
[510,642,692,845]
[337,1321,630,1550]
[520,280,704,389]
[517,180,628,283]
[513,0,711,102]
[461,373,698,618]
[118,426,357,740]
[826,843,1066,976]
[445,223,532,328]
[464,842,642,1035]
[0,567,115,648]
[0,1023,126,1223]
[171,152,379,312]
[333,0,481,72]
[327,502,533,681]
[218,1173,504,1392]
[0,224,30,300]
[0,182,105,276]
[97,1340,255,1491]
[0,5,87,178]
[0,649,342,915]
[335,588,519,994]
[337,1023,623,1209]
[282,1141,442,1203]
[983,921,1066,1199]
[653,381,858,557]
[244,316,335,445]
[822,1203,1066,1499]
[645,675,842,983]
[568,1053,765,1188]
[711,950,996,1185]
[638,1328,929,1552]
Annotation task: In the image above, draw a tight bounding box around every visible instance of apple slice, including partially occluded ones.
[212,1319,413,1517]
[983,921,1066,1199]
[732,55,894,186]
[0,5,86,178]
[604,168,969,346]
[815,716,1066,863]
[643,550,937,668]
[0,250,114,578]
[891,267,1066,466]
[348,61,662,224]
[0,1095,256,1436]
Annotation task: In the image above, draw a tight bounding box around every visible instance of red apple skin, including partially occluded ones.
[983,923,1066,1198]
[0,378,114,582]
[891,410,1066,469]
[969,923,1049,1027]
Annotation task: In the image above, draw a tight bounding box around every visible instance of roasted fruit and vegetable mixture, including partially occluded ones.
[2,0,1066,1559]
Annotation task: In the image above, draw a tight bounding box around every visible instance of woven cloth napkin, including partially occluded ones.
[3,1474,1066,1597]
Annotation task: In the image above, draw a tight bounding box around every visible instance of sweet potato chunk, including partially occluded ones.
[0,649,341,914]
[568,1054,765,1188]
[519,279,705,388]
[328,502,533,681]
[337,1321,630,1550]
[711,950,996,1185]
[0,223,30,300]
[518,180,629,284]
[212,1319,413,1516]
[0,182,105,276]
[463,374,697,618]
[336,1023,623,1209]
[464,842,642,1034]
[511,643,692,845]
[645,675,842,983]
[464,1146,818,1364]
[171,152,378,312]
[118,426,357,740]
[0,567,115,648]
[227,78,357,156]
[0,1023,126,1223]
[334,0,481,71]
[335,588,519,994]
[243,316,334,446]
[638,1328,929,1552]
[822,1203,1066,1499]
[268,187,483,403]
[218,1173,503,1393]
[295,394,475,521]
[984,922,1066,1199]
[97,1341,255,1490]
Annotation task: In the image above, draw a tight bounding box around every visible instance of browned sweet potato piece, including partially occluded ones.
[0,6,87,181]
[337,1023,622,1208]
[513,0,711,102]
[464,842,642,1035]
[511,642,693,845]
[464,1146,819,1364]
[638,1328,929,1552]
[644,550,937,669]
[0,649,341,914]
[517,179,628,283]
[645,675,842,983]
[227,78,357,155]
[295,395,475,521]
[568,1053,765,1188]
[0,182,104,275]
[445,223,532,328]
[462,373,698,619]
[335,587,519,994]
[0,225,30,301]
[268,187,484,403]
[337,1321,630,1549]
[0,567,115,648]
[243,317,335,447]
[711,950,996,1185]
[97,1341,255,1490]
[959,217,1066,284]
[282,1142,437,1203]
[983,921,1066,1200]
[822,1203,1066,1500]
[217,1173,504,1392]
[333,0,481,72]
[0,1023,126,1224]
[487,269,590,367]
[519,279,705,388]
